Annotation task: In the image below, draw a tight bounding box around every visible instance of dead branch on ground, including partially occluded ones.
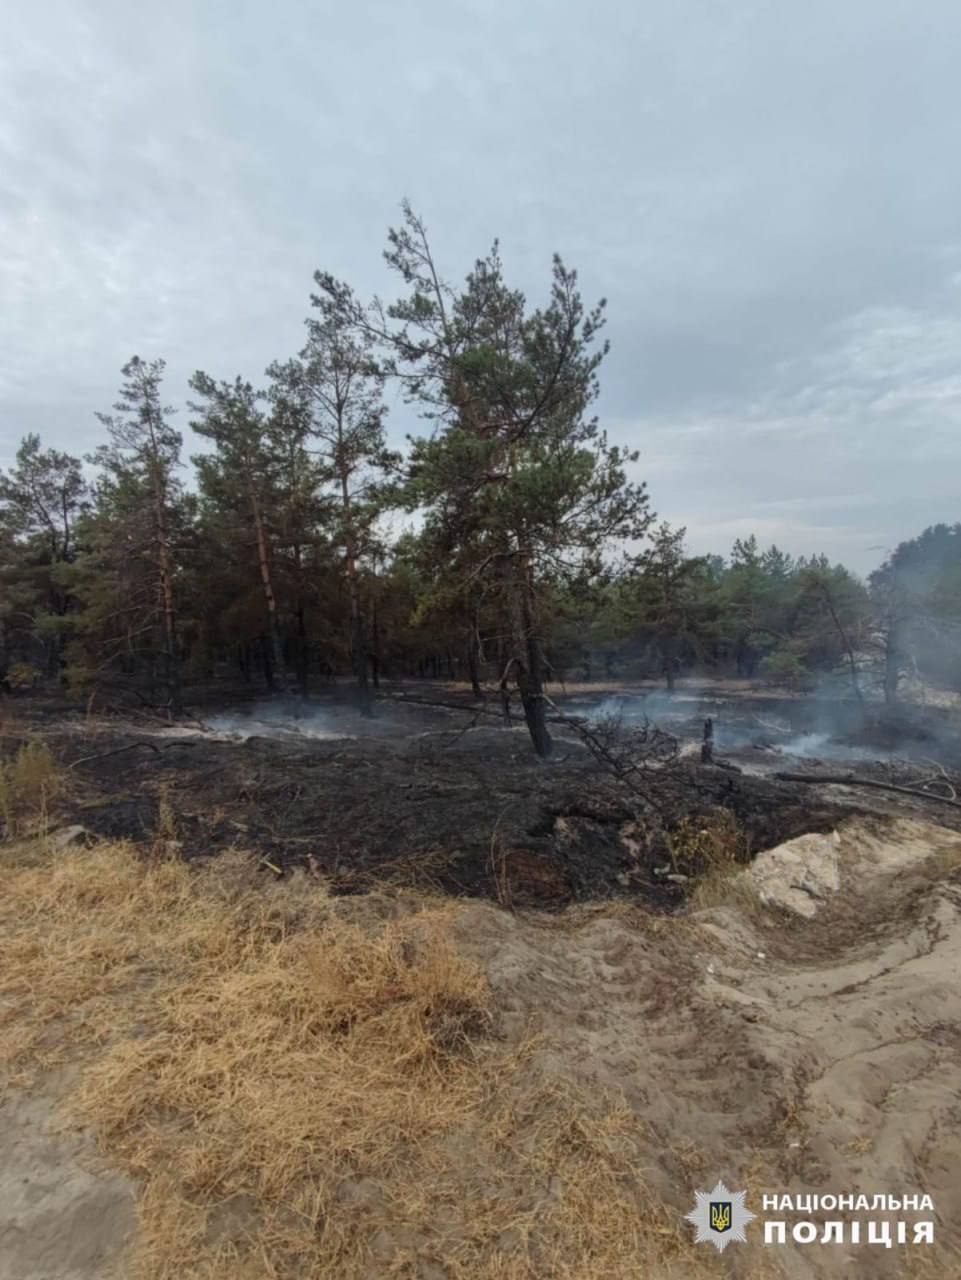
[774,771,961,811]
[67,740,207,771]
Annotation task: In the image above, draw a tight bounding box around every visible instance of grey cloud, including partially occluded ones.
[630,287,961,572]
[2,0,959,574]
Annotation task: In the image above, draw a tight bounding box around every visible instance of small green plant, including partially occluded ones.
[0,740,61,837]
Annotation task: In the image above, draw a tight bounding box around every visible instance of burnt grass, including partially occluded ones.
[18,690,865,911]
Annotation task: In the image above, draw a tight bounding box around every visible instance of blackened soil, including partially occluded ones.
[25,708,854,910]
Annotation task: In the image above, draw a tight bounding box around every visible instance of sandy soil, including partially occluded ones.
[0,1076,135,1280]
[452,813,961,1277]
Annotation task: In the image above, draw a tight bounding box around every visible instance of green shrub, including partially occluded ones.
[758,651,812,691]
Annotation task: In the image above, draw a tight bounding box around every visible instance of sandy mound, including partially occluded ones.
[745,817,961,916]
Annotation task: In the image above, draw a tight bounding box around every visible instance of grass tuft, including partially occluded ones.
[0,738,61,837]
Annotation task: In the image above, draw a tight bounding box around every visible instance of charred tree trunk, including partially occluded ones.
[735,639,757,679]
[466,611,483,698]
[497,639,512,724]
[350,607,371,713]
[521,643,552,758]
[152,471,182,717]
[345,544,370,712]
[295,602,309,697]
[260,633,275,692]
[817,581,865,712]
[340,473,371,716]
[661,634,677,691]
[505,554,552,759]
[292,541,309,697]
[248,480,287,692]
[370,594,381,689]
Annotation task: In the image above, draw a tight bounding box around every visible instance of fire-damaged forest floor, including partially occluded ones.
[3,682,961,1280]
[10,679,961,909]
[43,735,849,910]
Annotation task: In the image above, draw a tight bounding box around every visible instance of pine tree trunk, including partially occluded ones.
[345,543,370,710]
[296,601,309,696]
[370,596,381,689]
[507,555,552,758]
[248,481,286,692]
[345,543,370,711]
[153,482,182,716]
[260,633,274,690]
[662,634,676,691]
[350,598,371,713]
[466,613,482,698]
[340,473,371,715]
[818,583,864,710]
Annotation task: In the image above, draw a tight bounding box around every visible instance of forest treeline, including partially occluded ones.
[2,205,959,755]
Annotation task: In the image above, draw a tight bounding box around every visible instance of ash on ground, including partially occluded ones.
[20,681,961,910]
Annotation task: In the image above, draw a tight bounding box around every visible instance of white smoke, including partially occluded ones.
[203,701,357,741]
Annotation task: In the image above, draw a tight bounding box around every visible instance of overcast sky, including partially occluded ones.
[3,0,959,575]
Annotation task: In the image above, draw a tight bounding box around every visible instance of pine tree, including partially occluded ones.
[319,204,650,754]
[631,523,710,689]
[190,374,293,692]
[269,284,395,712]
[76,357,186,714]
[0,434,89,677]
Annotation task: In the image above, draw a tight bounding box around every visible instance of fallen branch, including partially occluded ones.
[903,758,958,802]
[377,692,501,718]
[378,690,576,727]
[68,740,207,771]
[774,771,961,811]
[442,711,482,748]
[68,741,161,771]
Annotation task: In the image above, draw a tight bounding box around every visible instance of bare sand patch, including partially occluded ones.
[0,1078,134,1280]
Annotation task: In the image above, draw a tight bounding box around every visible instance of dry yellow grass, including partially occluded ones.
[0,738,61,836]
[666,810,750,877]
[664,810,766,914]
[0,839,782,1279]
